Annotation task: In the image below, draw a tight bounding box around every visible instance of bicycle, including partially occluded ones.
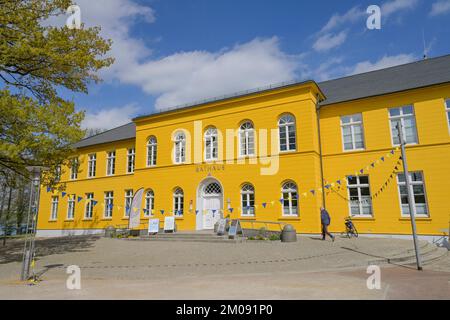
[344,217,358,238]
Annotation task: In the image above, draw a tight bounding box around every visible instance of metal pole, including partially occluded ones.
[315,96,326,209]
[396,123,423,271]
[20,177,35,281]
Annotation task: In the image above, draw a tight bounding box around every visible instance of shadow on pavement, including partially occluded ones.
[0,236,100,265]
[340,246,417,270]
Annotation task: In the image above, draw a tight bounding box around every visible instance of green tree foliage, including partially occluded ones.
[0,0,114,185]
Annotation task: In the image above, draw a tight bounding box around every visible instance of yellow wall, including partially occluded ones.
[37,82,450,236]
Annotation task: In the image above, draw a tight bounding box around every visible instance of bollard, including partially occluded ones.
[281,224,297,242]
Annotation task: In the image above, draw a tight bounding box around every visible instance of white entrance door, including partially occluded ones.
[203,196,221,230]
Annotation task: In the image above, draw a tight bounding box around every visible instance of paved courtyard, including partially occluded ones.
[0,235,448,299]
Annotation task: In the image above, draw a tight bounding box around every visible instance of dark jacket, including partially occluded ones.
[320,209,331,225]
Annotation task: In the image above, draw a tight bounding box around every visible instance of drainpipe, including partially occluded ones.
[315,94,326,209]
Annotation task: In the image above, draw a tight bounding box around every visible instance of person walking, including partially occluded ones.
[320,207,335,241]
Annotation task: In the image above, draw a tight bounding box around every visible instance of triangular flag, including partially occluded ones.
[270,201,275,205]
[279,198,284,204]
[324,184,331,189]
[160,210,165,215]
[381,157,385,162]
[310,189,315,195]
[229,208,234,213]
[195,210,199,215]
[212,209,216,214]
[371,163,375,168]
[336,180,341,185]
[390,150,395,155]
[61,192,66,198]
[262,202,267,208]
[46,186,51,193]
[92,200,98,206]
[77,196,83,203]
[360,169,364,174]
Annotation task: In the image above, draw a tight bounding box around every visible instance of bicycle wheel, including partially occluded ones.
[352,227,358,238]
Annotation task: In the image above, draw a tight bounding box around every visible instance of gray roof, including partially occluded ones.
[73,122,136,149]
[319,54,450,105]
[74,54,450,149]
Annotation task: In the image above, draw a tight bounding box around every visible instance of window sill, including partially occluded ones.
[399,217,431,221]
[350,216,375,221]
[279,150,296,154]
[343,148,366,153]
[279,216,300,221]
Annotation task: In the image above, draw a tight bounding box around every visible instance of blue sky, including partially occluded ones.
[60,0,450,130]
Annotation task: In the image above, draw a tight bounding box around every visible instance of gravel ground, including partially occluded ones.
[0,235,448,299]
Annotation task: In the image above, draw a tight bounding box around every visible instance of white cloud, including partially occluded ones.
[349,54,416,75]
[313,31,348,52]
[81,103,139,130]
[429,0,450,16]
[320,6,365,33]
[121,37,301,109]
[381,0,419,17]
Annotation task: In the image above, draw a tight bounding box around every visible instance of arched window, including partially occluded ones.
[174,132,186,164]
[279,114,296,152]
[239,121,255,156]
[147,136,157,167]
[204,127,218,161]
[282,181,298,216]
[144,189,154,216]
[241,184,255,216]
[203,182,222,195]
[173,187,184,216]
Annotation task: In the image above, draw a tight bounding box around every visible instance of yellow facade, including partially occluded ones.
[36,80,450,238]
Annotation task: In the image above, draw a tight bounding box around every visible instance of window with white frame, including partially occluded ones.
[85,193,94,219]
[147,136,157,166]
[88,154,96,178]
[278,114,296,152]
[104,191,114,218]
[347,175,373,216]
[239,121,255,156]
[389,106,418,145]
[445,99,450,131]
[106,151,116,176]
[282,182,298,216]
[174,132,186,164]
[204,127,218,161]
[55,165,61,182]
[341,114,365,151]
[124,189,133,217]
[127,148,135,173]
[144,189,154,217]
[241,184,255,216]
[50,196,58,220]
[67,194,75,220]
[173,188,184,216]
[70,158,79,180]
[397,172,428,217]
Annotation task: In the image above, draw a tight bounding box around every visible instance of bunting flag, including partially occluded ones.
[310,189,315,195]
[92,200,98,206]
[229,208,234,213]
[279,198,284,204]
[270,201,275,205]
[160,210,165,215]
[212,209,216,214]
[324,184,331,190]
[195,210,199,215]
[336,180,341,185]
[77,196,83,203]
[262,202,267,208]
[61,192,66,198]
[46,186,51,193]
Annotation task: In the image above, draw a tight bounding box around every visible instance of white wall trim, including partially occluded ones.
[36,228,104,237]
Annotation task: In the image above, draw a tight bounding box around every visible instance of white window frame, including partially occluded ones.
[239,121,255,157]
[87,154,96,178]
[241,184,255,216]
[389,106,418,146]
[281,182,298,217]
[204,127,218,161]
[144,190,154,217]
[104,191,114,218]
[340,114,365,151]
[127,148,135,174]
[50,196,58,220]
[278,114,296,152]
[124,189,133,217]
[85,193,94,219]
[346,175,373,217]
[174,132,186,164]
[106,151,116,176]
[70,158,79,180]
[173,188,184,217]
[67,194,75,220]
[147,136,157,167]
[396,171,429,218]
[445,99,450,133]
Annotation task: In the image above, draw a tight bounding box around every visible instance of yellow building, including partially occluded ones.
[37,55,450,241]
